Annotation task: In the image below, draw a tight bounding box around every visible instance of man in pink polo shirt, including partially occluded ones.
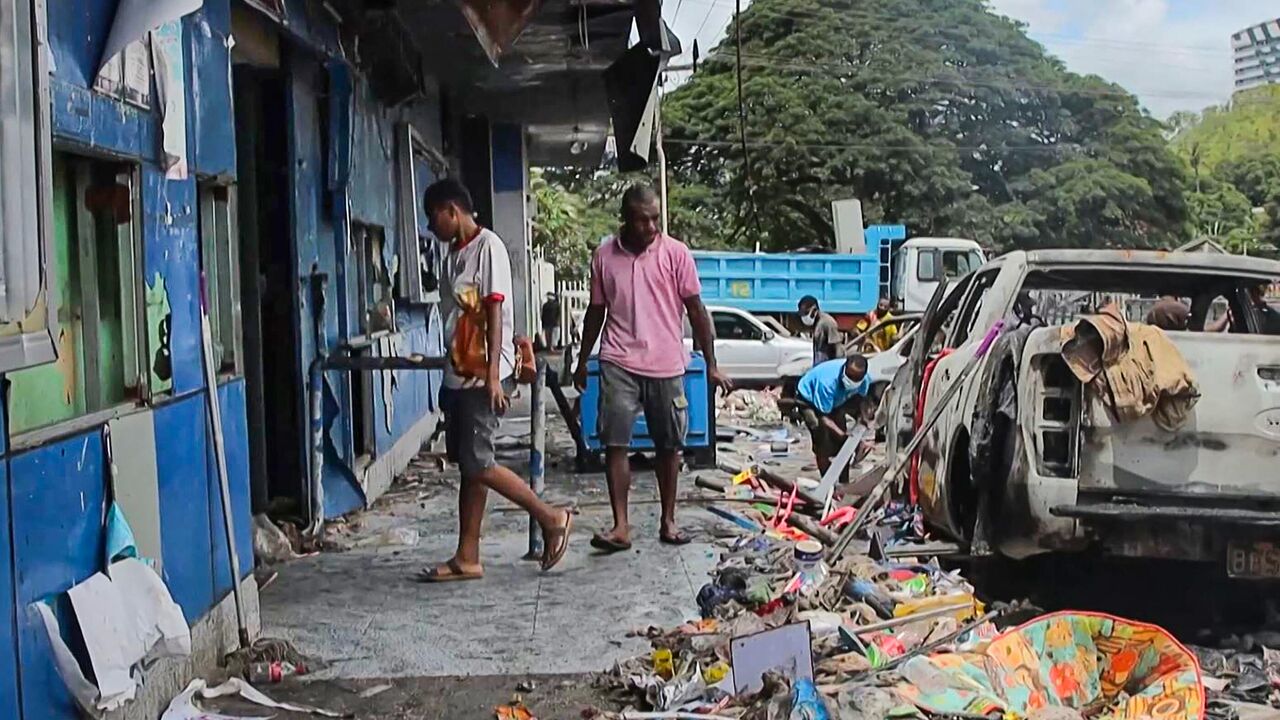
[573,184,730,551]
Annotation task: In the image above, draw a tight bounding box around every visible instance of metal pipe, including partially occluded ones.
[525,358,548,559]
[199,275,250,650]
[307,271,329,537]
[656,90,669,235]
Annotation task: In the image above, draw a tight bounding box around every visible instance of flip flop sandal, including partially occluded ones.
[660,531,693,546]
[541,509,574,571]
[589,532,632,553]
[414,558,483,583]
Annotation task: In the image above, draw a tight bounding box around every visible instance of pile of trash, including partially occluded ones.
[1194,645,1280,718]
[718,388,784,425]
[599,465,1211,720]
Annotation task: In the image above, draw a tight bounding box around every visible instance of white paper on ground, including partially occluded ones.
[163,678,347,719]
[97,0,202,75]
[729,622,815,695]
[67,572,142,708]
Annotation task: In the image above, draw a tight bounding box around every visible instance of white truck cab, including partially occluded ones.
[893,238,986,312]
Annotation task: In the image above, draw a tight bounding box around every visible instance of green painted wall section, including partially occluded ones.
[9,156,86,433]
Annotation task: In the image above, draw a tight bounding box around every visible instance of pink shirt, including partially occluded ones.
[590,234,701,378]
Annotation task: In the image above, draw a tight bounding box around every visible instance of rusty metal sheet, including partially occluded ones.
[458,0,546,67]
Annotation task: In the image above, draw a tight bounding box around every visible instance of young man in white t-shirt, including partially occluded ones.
[416,179,572,582]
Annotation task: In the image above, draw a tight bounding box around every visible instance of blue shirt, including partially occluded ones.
[798,359,869,414]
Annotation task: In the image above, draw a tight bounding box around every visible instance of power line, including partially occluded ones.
[671,0,687,26]
[692,0,720,42]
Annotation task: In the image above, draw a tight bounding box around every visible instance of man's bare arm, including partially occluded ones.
[573,305,608,389]
[683,295,732,392]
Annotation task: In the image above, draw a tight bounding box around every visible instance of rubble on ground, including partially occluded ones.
[595,463,1221,720]
[718,388,784,425]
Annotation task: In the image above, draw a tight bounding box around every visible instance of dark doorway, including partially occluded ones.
[233,65,305,516]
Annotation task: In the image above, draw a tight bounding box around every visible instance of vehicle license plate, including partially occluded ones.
[1227,541,1280,579]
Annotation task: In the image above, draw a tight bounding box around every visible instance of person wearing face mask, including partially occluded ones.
[795,354,872,479]
[797,296,845,366]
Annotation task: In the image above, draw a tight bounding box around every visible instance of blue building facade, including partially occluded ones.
[0,0,621,714]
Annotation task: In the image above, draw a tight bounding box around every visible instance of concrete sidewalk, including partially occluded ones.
[257,409,723,682]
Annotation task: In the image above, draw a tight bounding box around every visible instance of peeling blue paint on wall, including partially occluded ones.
[210,381,254,599]
[0,394,20,719]
[155,397,215,624]
[185,0,237,178]
[142,169,204,396]
[10,432,108,718]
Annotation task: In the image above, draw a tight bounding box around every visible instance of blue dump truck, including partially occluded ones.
[692,226,985,320]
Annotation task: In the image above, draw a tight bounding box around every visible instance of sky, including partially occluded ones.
[661,0,1275,118]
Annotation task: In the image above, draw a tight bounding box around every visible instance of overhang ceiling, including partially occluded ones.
[328,0,664,167]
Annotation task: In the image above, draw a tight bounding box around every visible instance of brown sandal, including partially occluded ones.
[540,509,574,571]
[415,558,484,583]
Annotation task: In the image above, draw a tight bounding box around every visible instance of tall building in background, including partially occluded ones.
[1233,18,1280,93]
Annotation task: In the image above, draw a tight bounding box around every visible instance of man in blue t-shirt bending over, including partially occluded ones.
[796,354,871,479]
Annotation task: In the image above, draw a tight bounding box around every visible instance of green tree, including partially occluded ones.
[1216,155,1280,207]
[1170,85,1280,175]
[529,170,613,280]
[655,0,1189,252]
[1187,177,1254,242]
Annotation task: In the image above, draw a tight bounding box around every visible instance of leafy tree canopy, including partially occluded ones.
[652,0,1190,252]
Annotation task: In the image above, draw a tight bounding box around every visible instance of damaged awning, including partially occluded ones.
[320,0,673,167]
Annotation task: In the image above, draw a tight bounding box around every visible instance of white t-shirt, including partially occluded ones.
[440,228,516,389]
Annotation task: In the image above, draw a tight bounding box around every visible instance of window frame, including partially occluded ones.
[916,248,939,282]
[712,311,763,341]
[198,181,244,378]
[394,122,445,305]
[0,0,58,374]
[9,152,147,440]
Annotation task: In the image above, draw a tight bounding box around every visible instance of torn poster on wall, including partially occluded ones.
[97,0,203,76]
[151,20,190,180]
[94,38,153,109]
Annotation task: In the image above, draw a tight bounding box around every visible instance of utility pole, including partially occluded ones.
[656,87,669,235]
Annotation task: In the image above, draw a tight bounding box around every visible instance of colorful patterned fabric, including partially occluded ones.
[896,612,1204,720]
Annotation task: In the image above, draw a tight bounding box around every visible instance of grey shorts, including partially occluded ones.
[441,378,516,477]
[598,361,688,451]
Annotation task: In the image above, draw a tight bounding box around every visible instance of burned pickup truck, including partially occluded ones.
[881,249,1280,579]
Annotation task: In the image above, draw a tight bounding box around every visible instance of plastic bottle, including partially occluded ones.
[793,540,829,597]
[248,660,306,683]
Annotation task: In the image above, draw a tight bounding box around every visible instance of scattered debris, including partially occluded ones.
[252,514,297,564]
[596,456,1210,720]
[496,701,537,720]
[357,683,394,698]
[225,637,322,681]
[718,389,783,424]
[160,678,349,719]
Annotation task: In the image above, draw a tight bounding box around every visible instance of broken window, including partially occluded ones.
[8,154,145,434]
[354,224,395,334]
[394,123,443,304]
[0,0,57,375]
[198,182,243,375]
